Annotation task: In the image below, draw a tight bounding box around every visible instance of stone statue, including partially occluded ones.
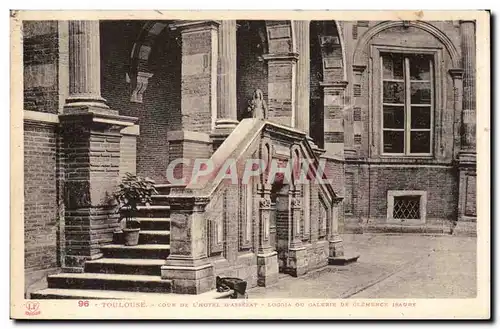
[247,89,268,120]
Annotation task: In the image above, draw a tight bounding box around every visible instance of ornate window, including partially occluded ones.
[380,52,434,156]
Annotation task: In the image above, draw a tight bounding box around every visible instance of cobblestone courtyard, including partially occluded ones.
[248,234,477,299]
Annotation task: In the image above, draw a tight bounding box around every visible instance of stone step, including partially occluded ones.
[85,258,165,276]
[328,252,360,265]
[363,224,452,235]
[47,273,172,293]
[150,195,170,205]
[155,183,186,195]
[31,288,234,300]
[136,205,171,218]
[101,244,170,259]
[137,217,170,231]
[139,230,170,244]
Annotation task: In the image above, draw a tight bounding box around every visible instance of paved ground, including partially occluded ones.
[248,234,476,299]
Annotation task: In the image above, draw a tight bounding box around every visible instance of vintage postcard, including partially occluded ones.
[10,10,490,319]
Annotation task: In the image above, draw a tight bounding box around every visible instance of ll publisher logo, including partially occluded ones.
[25,301,41,316]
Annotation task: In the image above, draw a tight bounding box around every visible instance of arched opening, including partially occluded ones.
[101,21,182,182]
[236,20,269,121]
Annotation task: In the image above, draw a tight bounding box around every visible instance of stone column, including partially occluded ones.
[60,21,137,271]
[294,21,310,134]
[256,183,279,286]
[212,20,238,148]
[64,21,108,110]
[320,81,349,158]
[449,68,464,155]
[288,185,307,277]
[263,53,298,128]
[454,19,477,236]
[460,20,476,157]
[168,21,219,172]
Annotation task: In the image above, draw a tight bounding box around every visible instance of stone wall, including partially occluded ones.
[23,20,62,294]
[23,21,59,113]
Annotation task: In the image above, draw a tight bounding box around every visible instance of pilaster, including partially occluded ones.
[256,183,279,286]
[262,53,298,127]
[294,20,310,134]
[170,20,220,135]
[320,80,349,158]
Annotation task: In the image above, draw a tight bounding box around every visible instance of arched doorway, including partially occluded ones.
[101,21,182,182]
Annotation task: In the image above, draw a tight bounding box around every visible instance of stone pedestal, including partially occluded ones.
[328,234,345,258]
[288,247,308,277]
[60,110,136,271]
[166,131,212,185]
[257,251,279,287]
[161,196,215,294]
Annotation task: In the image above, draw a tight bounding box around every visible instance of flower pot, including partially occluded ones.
[123,228,140,246]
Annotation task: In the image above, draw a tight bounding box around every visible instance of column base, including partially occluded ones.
[452,219,477,237]
[63,99,116,114]
[458,150,476,165]
[288,247,308,277]
[329,235,345,258]
[257,251,279,287]
[161,260,214,295]
[211,119,239,151]
[344,148,357,158]
[328,235,361,265]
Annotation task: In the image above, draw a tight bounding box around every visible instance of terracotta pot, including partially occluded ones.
[123,228,140,246]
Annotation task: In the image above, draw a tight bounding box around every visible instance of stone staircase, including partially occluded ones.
[31,184,176,299]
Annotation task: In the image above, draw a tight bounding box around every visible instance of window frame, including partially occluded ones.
[371,45,443,159]
[387,190,427,224]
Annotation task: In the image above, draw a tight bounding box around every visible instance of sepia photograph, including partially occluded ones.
[10,10,490,319]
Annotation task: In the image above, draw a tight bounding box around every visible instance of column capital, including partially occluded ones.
[169,20,220,33]
[262,52,299,62]
[352,64,367,73]
[320,80,349,91]
[449,68,464,79]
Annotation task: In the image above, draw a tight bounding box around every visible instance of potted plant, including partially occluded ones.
[114,173,158,246]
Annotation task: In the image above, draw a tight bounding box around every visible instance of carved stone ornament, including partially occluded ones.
[259,197,272,208]
[130,71,154,103]
[292,198,302,208]
[247,89,268,119]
